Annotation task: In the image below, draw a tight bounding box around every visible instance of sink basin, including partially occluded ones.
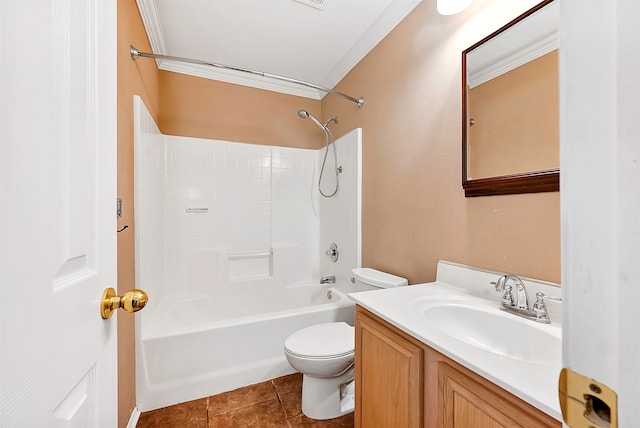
[413,296,561,366]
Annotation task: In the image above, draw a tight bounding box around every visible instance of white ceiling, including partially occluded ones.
[136,0,422,100]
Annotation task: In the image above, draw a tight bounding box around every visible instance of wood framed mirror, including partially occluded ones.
[462,0,559,197]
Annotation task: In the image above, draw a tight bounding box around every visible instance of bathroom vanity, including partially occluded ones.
[355,306,560,427]
[349,261,563,428]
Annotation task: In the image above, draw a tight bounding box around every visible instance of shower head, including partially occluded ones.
[298,110,340,198]
[297,110,325,130]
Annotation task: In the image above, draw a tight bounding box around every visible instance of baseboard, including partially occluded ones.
[126,406,141,428]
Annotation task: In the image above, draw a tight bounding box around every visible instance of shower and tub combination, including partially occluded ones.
[133,96,363,411]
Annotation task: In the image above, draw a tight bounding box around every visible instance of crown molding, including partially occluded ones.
[468,32,558,89]
[158,60,325,99]
[319,0,423,90]
[136,0,422,100]
[136,0,167,53]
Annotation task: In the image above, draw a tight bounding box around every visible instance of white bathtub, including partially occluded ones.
[136,284,355,412]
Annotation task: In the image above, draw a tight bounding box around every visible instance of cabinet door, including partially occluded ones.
[355,307,424,428]
[439,362,559,428]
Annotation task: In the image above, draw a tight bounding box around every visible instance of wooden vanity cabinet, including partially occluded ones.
[355,305,424,428]
[355,305,561,428]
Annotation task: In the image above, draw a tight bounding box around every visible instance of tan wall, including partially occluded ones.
[468,50,559,179]
[117,1,161,427]
[321,0,560,284]
[158,71,322,148]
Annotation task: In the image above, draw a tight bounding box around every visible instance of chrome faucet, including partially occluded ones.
[493,274,529,309]
[490,274,560,324]
[320,275,336,284]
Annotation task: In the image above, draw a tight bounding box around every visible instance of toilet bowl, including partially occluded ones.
[285,322,355,420]
[283,268,408,420]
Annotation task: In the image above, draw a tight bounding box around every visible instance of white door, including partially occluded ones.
[0,0,118,427]
[560,0,640,426]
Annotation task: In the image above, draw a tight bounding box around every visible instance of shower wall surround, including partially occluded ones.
[134,96,361,315]
[319,130,362,288]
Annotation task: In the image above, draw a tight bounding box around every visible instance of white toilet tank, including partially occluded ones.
[350,268,408,292]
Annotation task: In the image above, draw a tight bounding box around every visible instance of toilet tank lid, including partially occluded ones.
[351,268,408,288]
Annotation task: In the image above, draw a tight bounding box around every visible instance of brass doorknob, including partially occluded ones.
[100,287,149,319]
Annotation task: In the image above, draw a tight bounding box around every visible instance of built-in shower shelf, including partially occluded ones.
[229,248,274,281]
[228,249,273,260]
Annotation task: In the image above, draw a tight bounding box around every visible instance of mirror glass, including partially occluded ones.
[462,0,559,197]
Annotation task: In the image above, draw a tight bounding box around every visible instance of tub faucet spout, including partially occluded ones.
[320,275,336,284]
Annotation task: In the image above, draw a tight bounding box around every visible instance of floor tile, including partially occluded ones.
[136,373,353,428]
[136,397,208,428]
[278,389,303,419]
[209,380,278,416]
[209,398,288,428]
[287,412,354,428]
[273,373,303,394]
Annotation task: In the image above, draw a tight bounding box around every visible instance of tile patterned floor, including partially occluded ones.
[136,373,354,428]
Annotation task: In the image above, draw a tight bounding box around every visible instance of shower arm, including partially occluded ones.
[130,46,365,108]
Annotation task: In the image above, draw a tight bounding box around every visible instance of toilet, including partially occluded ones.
[284,268,408,420]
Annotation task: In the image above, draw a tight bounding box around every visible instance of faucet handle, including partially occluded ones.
[325,243,339,262]
[535,292,562,302]
[532,292,561,322]
[501,284,515,307]
[490,274,508,292]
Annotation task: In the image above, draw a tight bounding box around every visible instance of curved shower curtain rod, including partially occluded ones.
[130,46,365,108]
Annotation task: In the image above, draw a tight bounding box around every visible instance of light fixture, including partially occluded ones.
[437,0,472,15]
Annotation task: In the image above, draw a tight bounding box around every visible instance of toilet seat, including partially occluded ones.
[285,322,354,359]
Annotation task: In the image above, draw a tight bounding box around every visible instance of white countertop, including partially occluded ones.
[349,280,562,421]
